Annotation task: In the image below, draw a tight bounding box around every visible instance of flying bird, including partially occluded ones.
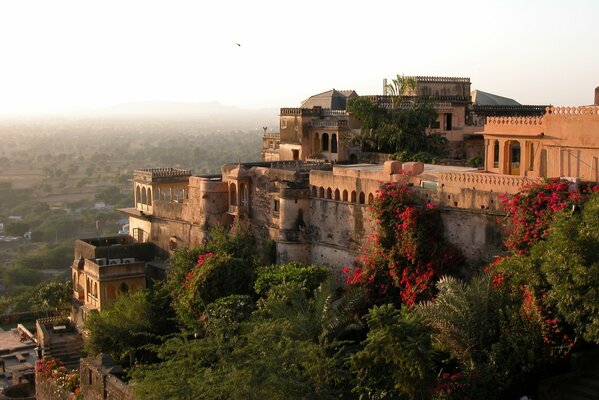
[235,43,241,47]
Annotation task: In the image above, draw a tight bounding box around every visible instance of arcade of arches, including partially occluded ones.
[311,185,375,205]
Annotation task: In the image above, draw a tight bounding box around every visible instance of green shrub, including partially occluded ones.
[254,262,329,297]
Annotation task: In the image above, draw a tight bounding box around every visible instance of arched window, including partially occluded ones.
[322,133,329,152]
[93,282,98,297]
[349,154,358,164]
[240,183,248,206]
[326,187,332,199]
[318,187,325,198]
[334,189,340,200]
[136,186,141,205]
[351,191,357,203]
[342,190,348,202]
[147,188,152,206]
[313,133,321,154]
[493,140,499,168]
[359,192,365,204]
[368,193,374,204]
[119,282,129,294]
[141,187,147,205]
[331,134,338,154]
[229,183,237,206]
[311,186,317,198]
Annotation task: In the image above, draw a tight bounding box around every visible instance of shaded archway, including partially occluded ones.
[334,189,340,200]
[493,140,499,168]
[326,187,332,199]
[229,183,237,206]
[318,187,324,197]
[368,193,374,204]
[506,141,521,175]
[359,192,365,204]
[351,191,357,203]
[322,133,329,152]
[342,190,348,202]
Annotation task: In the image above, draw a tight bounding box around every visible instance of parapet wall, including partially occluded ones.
[438,172,541,195]
[546,106,599,116]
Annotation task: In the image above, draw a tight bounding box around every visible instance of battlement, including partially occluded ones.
[362,95,471,105]
[263,132,280,139]
[134,167,192,183]
[135,167,192,178]
[269,160,332,173]
[486,116,544,126]
[472,104,547,115]
[411,76,471,83]
[280,108,321,116]
[280,107,348,117]
[546,106,599,115]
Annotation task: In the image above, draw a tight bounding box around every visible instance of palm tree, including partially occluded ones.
[258,278,366,343]
[417,274,498,370]
[385,74,416,109]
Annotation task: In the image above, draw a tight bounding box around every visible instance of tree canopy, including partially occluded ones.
[346,95,445,160]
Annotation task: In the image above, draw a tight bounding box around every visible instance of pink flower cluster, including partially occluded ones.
[501,178,596,254]
[345,182,462,307]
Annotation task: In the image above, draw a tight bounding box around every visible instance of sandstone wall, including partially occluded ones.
[308,199,375,267]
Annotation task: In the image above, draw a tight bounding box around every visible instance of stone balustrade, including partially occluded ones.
[486,116,544,125]
[546,106,599,115]
[438,172,541,193]
[309,119,348,128]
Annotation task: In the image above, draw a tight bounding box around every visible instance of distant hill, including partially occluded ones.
[98,101,277,118]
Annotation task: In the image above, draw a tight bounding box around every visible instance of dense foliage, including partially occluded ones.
[0,279,71,314]
[84,288,176,368]
[346,97,446,160]
[254,262,329,297]
[500,178,597,254]
[498,190,599,346]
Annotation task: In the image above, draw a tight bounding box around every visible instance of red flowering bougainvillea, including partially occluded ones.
[500,178,597,254]
[36,357,81,398]
[346,181,463,306]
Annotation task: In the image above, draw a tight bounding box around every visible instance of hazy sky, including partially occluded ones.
[0,0,597,115]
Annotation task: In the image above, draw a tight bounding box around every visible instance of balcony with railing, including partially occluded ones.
[309,119,348,128]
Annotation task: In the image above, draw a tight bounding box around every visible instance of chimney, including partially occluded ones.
[595,86,599,106]
[383,78,387,95]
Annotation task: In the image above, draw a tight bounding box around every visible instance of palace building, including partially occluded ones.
[70,79,599,329]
